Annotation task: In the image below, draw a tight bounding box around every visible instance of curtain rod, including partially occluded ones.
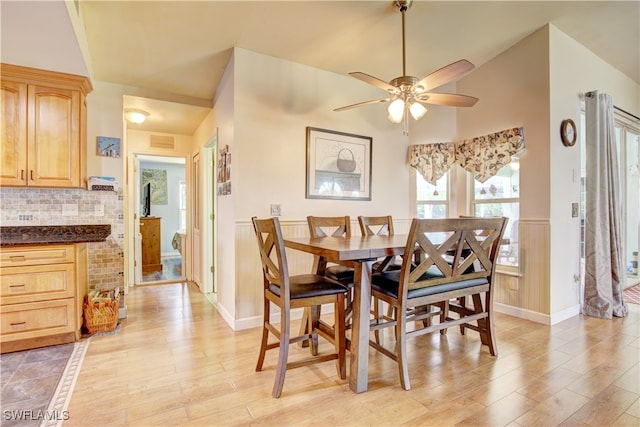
[614,105,640,122]
[581,92,640,122]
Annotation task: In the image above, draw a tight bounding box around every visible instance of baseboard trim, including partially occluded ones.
[494,302,580,325]
[231,304,337,331]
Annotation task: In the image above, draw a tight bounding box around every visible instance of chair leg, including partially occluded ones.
[439,300,450,335]
[256,298,270,372]
[458,297,467,334]
[272,307,290,398]
[334,293,347,379]
[373,297,383,345]
[395,308,410,390]
[474,292,497,356]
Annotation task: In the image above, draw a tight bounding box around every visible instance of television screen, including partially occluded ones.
[142,182,151,217]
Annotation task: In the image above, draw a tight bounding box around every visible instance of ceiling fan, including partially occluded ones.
[334,0,479,134]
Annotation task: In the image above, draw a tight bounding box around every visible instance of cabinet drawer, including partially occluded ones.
[0,264,75,304]
[0,299,74,341]
[0,245,75,267]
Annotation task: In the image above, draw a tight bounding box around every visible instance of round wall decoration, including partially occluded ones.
[560,119,577,147]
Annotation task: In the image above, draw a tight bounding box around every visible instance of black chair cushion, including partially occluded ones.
[325,264,355,285]
[371,268,488,300]
[268,274,348,299]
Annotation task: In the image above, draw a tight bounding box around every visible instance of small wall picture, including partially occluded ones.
[217,144,231,196]
[97,136,121,158]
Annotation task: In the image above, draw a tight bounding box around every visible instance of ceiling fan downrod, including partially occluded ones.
[395,0,412,77]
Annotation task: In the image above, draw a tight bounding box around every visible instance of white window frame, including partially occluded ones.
[416,172,449,219]
[470,160,520,271]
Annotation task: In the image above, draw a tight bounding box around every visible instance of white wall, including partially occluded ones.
[548,24,639,315]
[209,47,434,327]
[457,26,552,317]
[456,24,639,323]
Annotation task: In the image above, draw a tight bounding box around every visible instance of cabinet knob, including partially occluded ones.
[30,170,34,180]
[20,169,25,180]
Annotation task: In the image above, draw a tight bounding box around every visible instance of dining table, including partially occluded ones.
[284,234,411,393]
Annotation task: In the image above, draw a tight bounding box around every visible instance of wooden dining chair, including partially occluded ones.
[358,215,402,343]
[368,217,507,390]
[307,216,355,284]
[358,215,402,273]
[252,217,347,398]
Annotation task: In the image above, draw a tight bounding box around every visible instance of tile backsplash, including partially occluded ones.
[0,187,124,291]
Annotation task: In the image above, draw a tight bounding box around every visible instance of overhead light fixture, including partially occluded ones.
[124,109,149,124]
[334,0,478,135]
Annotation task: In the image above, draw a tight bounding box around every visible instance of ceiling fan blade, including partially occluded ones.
[349,72,397,93]
[413,59,475,92]
[334,97,391,112]
[417,93,479,107]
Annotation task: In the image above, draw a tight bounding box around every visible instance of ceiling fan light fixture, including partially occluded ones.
[124,109,149,124]
[388,98,405,123]
[409,102,427,120]
[333,0,477,135]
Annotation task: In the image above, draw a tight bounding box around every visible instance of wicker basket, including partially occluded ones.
[83,292,120,334]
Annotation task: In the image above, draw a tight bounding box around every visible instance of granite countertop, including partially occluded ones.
[0,225,111,247]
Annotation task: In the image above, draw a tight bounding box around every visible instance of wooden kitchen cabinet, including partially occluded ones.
[0,243,87,353]
[140,217,162,273]
[0,64,92,188]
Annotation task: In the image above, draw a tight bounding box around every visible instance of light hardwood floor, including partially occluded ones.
[66,282,639,426]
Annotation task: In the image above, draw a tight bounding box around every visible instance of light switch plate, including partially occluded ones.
[571,203,579,217]
[270,204,281,216]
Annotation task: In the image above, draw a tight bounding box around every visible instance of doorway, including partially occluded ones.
[134,154,188,285]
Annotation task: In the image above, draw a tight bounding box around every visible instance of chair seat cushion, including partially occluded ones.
[325,264,355,285]
[268,274,348,299]
[371,268,488,300]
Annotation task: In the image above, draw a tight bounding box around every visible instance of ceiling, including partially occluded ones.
[77,1,638,134]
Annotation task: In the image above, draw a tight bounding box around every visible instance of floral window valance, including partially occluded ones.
[408,127,524,184]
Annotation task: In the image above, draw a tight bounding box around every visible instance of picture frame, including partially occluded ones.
[96,136,121,158]
[306,127,372,200]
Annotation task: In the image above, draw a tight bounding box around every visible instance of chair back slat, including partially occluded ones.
[358,215,394,236]
[307,216,351,238]
[401,217,508,295]
[252,217,289,296]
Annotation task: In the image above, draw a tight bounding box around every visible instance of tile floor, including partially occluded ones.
[0,343,74,427]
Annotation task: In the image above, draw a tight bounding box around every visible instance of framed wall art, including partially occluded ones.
[96,136,121,158]
[306,127,372,200]
[217,144,231,196]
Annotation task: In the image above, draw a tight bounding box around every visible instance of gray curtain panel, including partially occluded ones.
[583,91,628,318]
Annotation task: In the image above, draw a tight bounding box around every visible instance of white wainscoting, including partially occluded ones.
[493,219,550,317]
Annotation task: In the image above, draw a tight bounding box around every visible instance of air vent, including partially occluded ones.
[149,135,175,150]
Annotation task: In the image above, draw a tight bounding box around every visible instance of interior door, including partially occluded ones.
[192,153,202,288]
[203,133,218,295]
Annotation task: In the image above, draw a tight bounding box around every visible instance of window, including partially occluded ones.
[179,180,187,230]
[416,172,448,219]
[580,110,639,281]
[472,160,520,267]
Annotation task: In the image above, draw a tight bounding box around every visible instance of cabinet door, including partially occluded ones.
[27,85,80,187]
[0,81,28,186]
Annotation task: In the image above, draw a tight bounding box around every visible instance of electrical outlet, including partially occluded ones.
[95,204,104,217]
[270,204,281,216]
